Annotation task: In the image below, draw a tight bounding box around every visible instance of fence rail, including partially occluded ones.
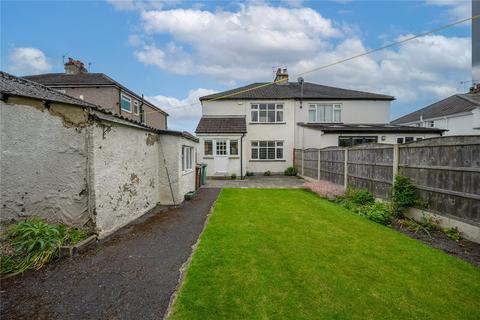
[294,136,480,226]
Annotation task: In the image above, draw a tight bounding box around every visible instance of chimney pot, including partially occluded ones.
[274,67,289,84]
[64,57,88,74]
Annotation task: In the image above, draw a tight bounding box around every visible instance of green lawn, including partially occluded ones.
[169,189,480,319]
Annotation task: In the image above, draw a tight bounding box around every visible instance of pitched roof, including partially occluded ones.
[0,71,198,142]
[1,71,97,108]
[391,93,480,124]
[195,116,247,134]
[297,122,446,134]
[200,82,394,101]
[23,72,168,115]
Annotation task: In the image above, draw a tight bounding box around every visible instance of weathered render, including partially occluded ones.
[0,72,198,237]
[1,98,91,226]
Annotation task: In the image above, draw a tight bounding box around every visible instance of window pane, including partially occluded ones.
[309,109,316,122]
[405,137,414,142]
[318,106,325,122]
[267,104,275,110]
[251,110,258,122]
[251,104,258,109]
[325,106,333,122]
[276,104,283,109]
[276,141,283,146]
[268,110,275,122]
[259,147,267,159]
[259,110,267,122]
[276,148,283,159]
[267,147,275,159]
[252,141,258,147]
[334,109,341,122]
[276,110,283,122]
[230,140,238,155]
[216,141,227,155]
[267,141,275,147]
[259,141,267,147]
[259,104,267,110]
[252,148,258,159]
[397,137,404,143]
[121,95,131,112]
[181,148,185,171]
[204,140,213,155]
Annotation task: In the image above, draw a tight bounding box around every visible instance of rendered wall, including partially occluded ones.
[0,99,91,226]
[91,122,161,237]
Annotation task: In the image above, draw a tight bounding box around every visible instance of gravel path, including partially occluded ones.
[0,188,220,320]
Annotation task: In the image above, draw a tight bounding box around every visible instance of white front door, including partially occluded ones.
[214,140,229,173]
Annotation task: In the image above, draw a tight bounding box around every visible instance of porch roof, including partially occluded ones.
[196,116,247,134]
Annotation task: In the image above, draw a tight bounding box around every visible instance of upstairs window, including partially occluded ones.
[121,93,132,112]
[309,104,341,123]
[251,104,284,123]
[133,100,139,114]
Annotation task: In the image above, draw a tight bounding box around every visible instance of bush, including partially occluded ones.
[284,166,298,176]
[264,170,271,176]
[246,171,254,177]
[230,173,237,180]
[444,227,461,242]
[1,218,90,275]
[343,187,375,207]
[392,175,417,217]
[364,202,392,225]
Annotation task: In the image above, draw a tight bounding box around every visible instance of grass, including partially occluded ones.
[169,189,480,319]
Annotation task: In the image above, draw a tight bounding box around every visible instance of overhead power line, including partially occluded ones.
[143,14,479,115]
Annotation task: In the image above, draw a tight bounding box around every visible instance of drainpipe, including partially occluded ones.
[240,133,245,179]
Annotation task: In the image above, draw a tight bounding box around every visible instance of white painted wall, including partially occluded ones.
[0,100,90,226]
[91,123,161,237]
[1,99,198,237]
[399,109,480,136]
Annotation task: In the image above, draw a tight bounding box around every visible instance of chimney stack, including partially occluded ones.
[274,67,289,84]
[64,57,88,74]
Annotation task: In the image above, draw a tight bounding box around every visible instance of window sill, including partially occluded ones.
[121,108,132,113]
[249,122,286,125]
[229,156,240,159]
[203,156,214,159]
[249,159,286,162]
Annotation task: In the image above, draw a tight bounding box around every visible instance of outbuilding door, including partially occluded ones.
[214,140,229,174]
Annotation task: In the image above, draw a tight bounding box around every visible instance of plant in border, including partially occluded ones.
[392,175,417,217]
[284,166,298,176]
[264,170,271,176]
[230,173,237,180]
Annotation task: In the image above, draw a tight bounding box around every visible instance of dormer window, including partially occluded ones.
[308,104,341,123]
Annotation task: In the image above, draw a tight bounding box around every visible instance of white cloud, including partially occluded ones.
[426,0,471,21]
[8,47,52,75]
[147,88,217,132]
[107,0,178,12]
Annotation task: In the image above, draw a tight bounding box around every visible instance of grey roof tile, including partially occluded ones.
[200,82,394,101]
[391,93,480,124]
[196,116,247,133]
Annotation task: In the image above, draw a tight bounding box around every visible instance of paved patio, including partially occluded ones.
[204,175,305,188]
[1,188,220,320]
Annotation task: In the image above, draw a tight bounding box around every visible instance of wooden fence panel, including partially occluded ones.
[294,149,303,172]
[347,144,393,199]
[303,149,319,180]
[399,136,480,224]
[319,148,345,185]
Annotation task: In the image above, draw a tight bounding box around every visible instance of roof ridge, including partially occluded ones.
[456,93,480,105]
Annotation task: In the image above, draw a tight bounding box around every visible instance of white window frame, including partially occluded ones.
[308,103,342,123]
[133,100,139,115]
[251,103,284,123]
[182,146,194,172]
[215,140,228,156]
[120,93,132,113]
[250,140,284,160]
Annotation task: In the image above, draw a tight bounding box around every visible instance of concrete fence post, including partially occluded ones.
[317,149,321,181]
[392,144,399,184]
[344,148,348,189]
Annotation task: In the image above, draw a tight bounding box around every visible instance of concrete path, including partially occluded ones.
[204,175,305,188]
[0,188,220,320]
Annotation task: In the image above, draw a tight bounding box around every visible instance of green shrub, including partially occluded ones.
[392,175,417,217]
[443,227,462,242]
[364,202,392,225]
[264,170,271,176]
[284,166,298,176]
[1,218,90,275]
[343,187,375,206]
[246,171,254,177]
[230,173,237,180]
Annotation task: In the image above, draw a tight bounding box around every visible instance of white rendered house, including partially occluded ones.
[196,69,444,178]
[391,85,480,136]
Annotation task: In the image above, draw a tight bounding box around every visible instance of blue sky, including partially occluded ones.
[1,0,473,132]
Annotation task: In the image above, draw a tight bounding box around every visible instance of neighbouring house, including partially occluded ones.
[0,71,198,237]
[196,68,444,177]
[24,58,168,130]
[391,85,480,135]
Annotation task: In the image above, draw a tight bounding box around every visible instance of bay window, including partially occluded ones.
[251,141,284,160]
[309,104,342,123]
[251,104,284,123]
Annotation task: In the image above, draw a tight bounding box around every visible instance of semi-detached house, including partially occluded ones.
[196,69,444,178]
